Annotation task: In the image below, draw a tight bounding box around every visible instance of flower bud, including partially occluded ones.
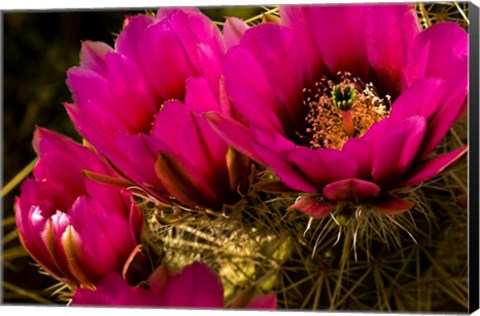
[15,128,143,289]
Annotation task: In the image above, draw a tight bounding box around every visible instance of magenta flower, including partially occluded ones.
[15,128,143,289]
[72,261,277,309]
[65,8,250,211]
[206,4,468,217]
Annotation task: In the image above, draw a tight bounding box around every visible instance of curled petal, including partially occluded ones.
[122,245,151,286]
[226,147,250,192]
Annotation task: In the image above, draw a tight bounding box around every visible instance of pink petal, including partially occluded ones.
[204,112,263,163]
[103,52,158,132]
[136,9,223,101]
[15,200,64,279]
[223,17,249,49]
[342,119,392,179]
[32,153,86,201]
[364,4,420,97]
[419,78,467,158]
[115,14,155,60]
[184,76,221,112]
[323,178,380,202]
[247,293,277,310]
[33,127,85,158]
[372,196,416,215]
[237,24,305,130]
[400,146,468,187]
[65,101,123,141]
[68,197,135,277]
[253,144,317,192]
[404,22,468,87]
[288,147,358,189]
[101,133,171,203]
[61,225,102,287]
[177,112,229,196]
[137,19,196,100]
[151,100,189,153]
[154,151,219,208]
[67,67,111,108]
[307,5,369,77]
[372,116,427,185]
[41,214,77,282]
[223,46,286,134]
[72,273,161,307]
[389,79,447,123]
[79,41,114,76]
[67,68,133,135]
[279,6,324,84]
[156,7,201,20]
[155,8,224,68]
[196,43,223,96]
[287,195,336,218]
[162,262,224,308]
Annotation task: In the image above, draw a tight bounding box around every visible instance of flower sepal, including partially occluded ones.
[371,196,416,215]
[287,195,336,218]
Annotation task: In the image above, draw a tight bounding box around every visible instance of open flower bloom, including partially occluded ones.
[206,4,468,217]
[65,8,250,211]
[72,261,277,309]
[15,128,143,289]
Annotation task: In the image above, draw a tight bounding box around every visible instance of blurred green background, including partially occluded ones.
[2,7,261,304]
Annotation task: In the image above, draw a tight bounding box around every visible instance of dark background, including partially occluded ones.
[2,7,261,304]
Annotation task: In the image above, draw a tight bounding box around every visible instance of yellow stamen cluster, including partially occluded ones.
[304,72,391,150]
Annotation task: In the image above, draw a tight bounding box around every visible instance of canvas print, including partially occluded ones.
[2,1,474,312]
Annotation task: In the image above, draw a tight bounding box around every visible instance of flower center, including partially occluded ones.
[303,72,391,150]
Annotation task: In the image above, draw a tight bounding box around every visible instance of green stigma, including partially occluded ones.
[331,84,357,111]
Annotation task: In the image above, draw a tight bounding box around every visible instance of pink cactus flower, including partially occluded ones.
[65,8,250,211]
[15,128,143,289]
[206,4,468,217]
[72,261,277,309]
